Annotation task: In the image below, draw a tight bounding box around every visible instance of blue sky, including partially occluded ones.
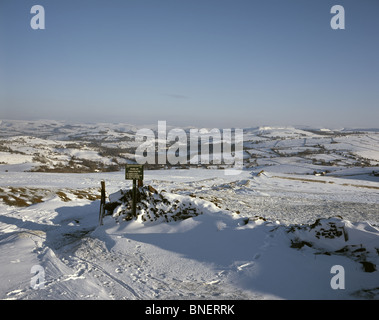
[1,0,378,128]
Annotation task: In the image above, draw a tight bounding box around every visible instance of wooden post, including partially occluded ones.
[138,179,143,187]
[99,180,105,225]
[132,179,137,218]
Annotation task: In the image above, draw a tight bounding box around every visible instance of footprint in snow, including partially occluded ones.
[6,289,25,298]
[237,262,254,271]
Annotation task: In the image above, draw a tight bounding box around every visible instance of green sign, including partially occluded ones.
[125,164,144,180]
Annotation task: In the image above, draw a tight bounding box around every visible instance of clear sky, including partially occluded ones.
[1,0,378,128]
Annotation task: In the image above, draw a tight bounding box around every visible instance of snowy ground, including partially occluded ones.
[1,168,378,300]
[1,121,378,300]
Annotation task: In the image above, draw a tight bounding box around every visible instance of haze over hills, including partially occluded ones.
[1,119,379,177]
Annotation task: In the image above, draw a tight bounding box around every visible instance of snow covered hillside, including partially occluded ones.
[0,168,378,300]
[0,121,378,300]
[1,120,379,176]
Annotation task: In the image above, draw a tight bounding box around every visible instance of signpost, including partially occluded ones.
[99,180,106,226]
[125,164,144,217]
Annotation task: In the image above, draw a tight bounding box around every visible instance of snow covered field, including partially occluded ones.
[0,169,378,300]
[0,121,379,300]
